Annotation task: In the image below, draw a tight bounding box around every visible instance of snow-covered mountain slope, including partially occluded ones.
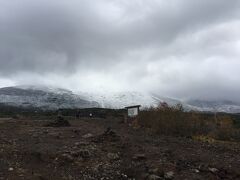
[0,86,99,110]
[78,91,161,109]
[1,86,240,113]
[184,100,240,114]
[78,92,240,113]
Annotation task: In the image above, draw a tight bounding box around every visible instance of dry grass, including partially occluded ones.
[138,103,240,141]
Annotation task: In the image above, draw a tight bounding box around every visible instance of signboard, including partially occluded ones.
[128,107,138,117]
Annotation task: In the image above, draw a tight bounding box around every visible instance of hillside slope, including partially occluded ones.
[0,86,99,110]
[1,86,240,113]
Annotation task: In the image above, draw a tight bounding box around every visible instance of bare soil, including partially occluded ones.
[0,117,240,180]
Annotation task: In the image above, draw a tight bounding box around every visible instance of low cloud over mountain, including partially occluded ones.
[0,0,240,101]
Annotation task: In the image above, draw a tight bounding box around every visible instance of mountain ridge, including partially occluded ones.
[0,86,99,110]
[0,85,240,113]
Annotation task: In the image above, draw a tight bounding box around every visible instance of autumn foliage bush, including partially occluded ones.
[138,102,240,141]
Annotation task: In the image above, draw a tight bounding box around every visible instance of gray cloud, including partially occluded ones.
[0,0,240,101]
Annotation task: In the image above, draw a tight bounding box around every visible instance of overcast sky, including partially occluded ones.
[0,0,240,101]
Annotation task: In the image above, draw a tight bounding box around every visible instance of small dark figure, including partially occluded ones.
[57,109,63,119]
[76,110,80,119]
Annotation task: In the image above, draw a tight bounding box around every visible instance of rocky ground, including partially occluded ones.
[0,117,240,180]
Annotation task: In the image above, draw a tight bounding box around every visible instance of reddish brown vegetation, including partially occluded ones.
[138,103,240,141]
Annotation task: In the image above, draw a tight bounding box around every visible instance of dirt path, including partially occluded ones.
[0,118,240,179]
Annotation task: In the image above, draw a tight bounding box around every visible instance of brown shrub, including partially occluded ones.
[138,103,240,141]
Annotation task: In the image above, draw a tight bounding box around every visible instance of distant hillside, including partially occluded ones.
[0,86,99,110]
[185,99,240,114]
[1,86,240,113]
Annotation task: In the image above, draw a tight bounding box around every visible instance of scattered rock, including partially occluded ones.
[32,134,38,138]
[208,167,218,173]
[8,167,14,171]
[102,127,118,139]
[107,153,120,160]
[198,164,208,172]
[132,154,146,160]
[74,142,80,146]
[148,168,164,177]
[74,142,89,147]
[80,150,91,158]
[34,173,46,180]
[164,171,174,179]
[149,168,159,174]
[72,129,81,134]
[193,169,200,173]
[121,173,128,178]
[93,128,120,143]
[71,149,91,158]
[49,132,61,139]
[148,174,162,180]
[61,154,74,162]
[2,115,240,180]
[82,133,93,138]
[43,130,48,134]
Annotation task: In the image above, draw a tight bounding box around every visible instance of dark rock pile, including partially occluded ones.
[93,127,120,143]
[45,116,71,127]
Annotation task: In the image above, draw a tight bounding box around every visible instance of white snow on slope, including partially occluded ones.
[78,91,161,109]
[1,85,240,113]
[0,86,99,110]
